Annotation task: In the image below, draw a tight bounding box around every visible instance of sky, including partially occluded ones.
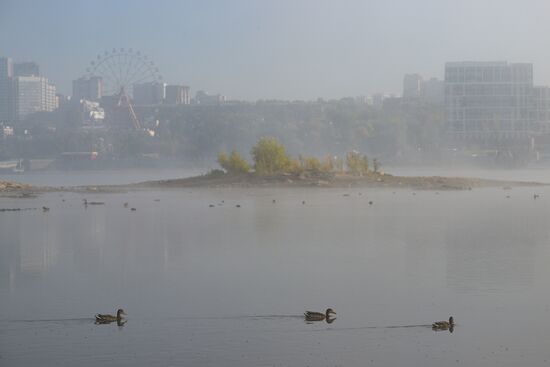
[2,0,550,100]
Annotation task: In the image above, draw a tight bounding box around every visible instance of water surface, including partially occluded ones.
[1,183,550,366]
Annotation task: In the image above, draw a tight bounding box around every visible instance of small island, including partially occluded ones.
[136,137,544,191]
[0,137,546,194]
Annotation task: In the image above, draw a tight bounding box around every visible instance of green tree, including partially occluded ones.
[217,150,250,174]
[251,137,290,175]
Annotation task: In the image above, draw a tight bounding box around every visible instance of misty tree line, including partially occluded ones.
[0,101,443,165]
[156,101,443,165]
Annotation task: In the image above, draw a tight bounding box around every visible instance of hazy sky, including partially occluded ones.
[2,0,550,100]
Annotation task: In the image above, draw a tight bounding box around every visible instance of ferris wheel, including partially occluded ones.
[85,48,163,97]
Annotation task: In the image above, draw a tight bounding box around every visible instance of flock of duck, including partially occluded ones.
[95,307,454,332]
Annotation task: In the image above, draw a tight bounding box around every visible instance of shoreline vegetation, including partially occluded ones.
[0,137,546,195]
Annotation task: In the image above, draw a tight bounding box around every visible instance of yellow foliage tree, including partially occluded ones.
[251,137,290,175]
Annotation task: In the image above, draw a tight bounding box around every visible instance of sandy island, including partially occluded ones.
[0,171,546,197]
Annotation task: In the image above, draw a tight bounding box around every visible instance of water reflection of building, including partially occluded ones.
[0,210,60,292]
[0,215,21,292]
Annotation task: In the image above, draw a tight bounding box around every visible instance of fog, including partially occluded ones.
[3,0,550,100]
[3,1,550,367]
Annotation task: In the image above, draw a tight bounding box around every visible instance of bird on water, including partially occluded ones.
[95,308,126,324]
[432,316,454,330]
[304,308,336,322]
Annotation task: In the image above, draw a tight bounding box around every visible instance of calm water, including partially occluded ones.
[2,181,550,366]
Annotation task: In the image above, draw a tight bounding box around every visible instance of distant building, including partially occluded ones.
[72,77,102,101]
[421,78,444,104]
[445,61,534,139]
[14,76,57,120]
[165,85,190,105]
[0,57,15,122]
[403,74,423,99]
[133,82,165,105]
[402,73,444,104]
[533,86,550,133]
[195,90,225,105]
[13,62,39,77]
[0,57,13,79]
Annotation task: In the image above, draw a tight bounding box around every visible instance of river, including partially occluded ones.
[1,170,550,366]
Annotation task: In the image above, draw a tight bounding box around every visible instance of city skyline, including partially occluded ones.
[3,0,550,100]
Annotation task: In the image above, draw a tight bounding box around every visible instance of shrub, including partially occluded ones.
[217,150,250,174]
[301,156,322,172]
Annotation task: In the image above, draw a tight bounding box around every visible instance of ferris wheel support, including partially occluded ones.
[117,87,141,130]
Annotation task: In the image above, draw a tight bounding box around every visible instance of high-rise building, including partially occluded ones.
[0,78,15,122]
[165,85,190,105]
[445,61,534,139]
[14,76,57,120]
[72,77,102,101]
[0,57,13,79]
[13,62,39,77]
[0,57,14,122]
[133,82,165,105]
[403,74,423,99]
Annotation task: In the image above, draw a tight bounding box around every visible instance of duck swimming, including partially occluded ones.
[304,308,336,322]
[95,309,126,324]
[432,316,454,330]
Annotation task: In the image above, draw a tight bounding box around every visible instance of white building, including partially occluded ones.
[165,85,190,105]
[14,76,57,120]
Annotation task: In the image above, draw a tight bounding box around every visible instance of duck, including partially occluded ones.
[432,316,454,330]
[95,308,126,324]
[304,308,336,322]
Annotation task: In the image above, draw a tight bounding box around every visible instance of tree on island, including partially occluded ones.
[217,150,250,174]
[216,137,378,178]
[251,137,290,175]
